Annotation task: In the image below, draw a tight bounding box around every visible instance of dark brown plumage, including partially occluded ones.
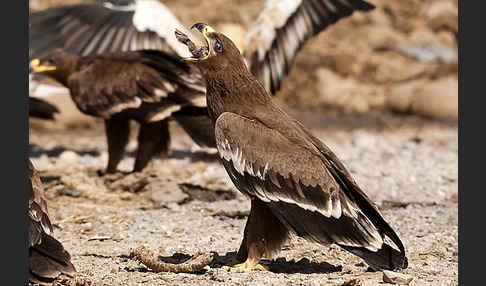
[29,160,76,284]
[29,97,60,120]
[30,49,214,173]
[177,24,407,272]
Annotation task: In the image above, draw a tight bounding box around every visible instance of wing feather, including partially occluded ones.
[245,0,375,95]
[215,112,386,251]
[29,1,180,58]
[66,50,205,120]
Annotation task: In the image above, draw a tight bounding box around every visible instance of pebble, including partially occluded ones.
[149,181,189,205]
[383,270,414,285]
[59,150,78,162]
[387,77,457,120]
[56,188,82,198]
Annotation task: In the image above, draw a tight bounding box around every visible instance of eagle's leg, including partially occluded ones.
[234,217,250,263]
[223,198,289,272]
[105,118,130,174]
[133,119,170,172]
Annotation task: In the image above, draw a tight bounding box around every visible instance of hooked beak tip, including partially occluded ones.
[190,23,207,32]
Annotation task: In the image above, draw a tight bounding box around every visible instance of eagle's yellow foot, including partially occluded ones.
[221,260,269,272]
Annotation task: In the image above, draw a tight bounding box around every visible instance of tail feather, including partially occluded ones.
[302,130,408,270]
[339,243,408,271]
[268,200,407,270]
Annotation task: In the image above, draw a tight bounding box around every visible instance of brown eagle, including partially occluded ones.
[29,49,212,173]
[176,24,408,272]
[29,160,76,284]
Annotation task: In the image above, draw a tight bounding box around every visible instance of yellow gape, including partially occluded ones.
[30,58,57,73]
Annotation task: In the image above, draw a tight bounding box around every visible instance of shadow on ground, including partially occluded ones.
[29,143,100,158]
[29,143,218,163]
[210,252,342,274]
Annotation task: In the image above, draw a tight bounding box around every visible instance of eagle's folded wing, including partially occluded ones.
[215,112,385,250]
[67,50,205,120]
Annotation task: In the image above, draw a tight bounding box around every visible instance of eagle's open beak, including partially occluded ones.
[178,23,215,62]
[30,58,56,73]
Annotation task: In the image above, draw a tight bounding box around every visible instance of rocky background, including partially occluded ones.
[28,1,458,285]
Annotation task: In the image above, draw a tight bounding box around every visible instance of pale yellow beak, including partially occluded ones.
[184,23,216,62]
[30,58,57,73]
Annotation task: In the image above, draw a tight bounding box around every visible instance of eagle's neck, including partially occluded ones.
[53,56,80,86]
[204,69,272,122]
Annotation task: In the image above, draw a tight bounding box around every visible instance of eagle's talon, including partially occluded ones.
[221,261,269,272]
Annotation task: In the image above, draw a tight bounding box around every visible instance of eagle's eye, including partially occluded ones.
[214,41,222,53]
[47,57,57,64]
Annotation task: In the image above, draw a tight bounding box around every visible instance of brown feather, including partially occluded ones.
[29,3,176,58]
[35,49,205,122]
[245,0,375,94]
[29,160,76,284]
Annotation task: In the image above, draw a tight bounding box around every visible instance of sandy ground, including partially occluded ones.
[29,0,458,284]
[29,109,458,286]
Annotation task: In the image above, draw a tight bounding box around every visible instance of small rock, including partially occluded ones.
[382,270,413,285]
[393,43,457,63]
[107,173,149,193]
[81,222,93,232]
[411,76,458,120]
[387,80,426,113]
[120,193,133,201]
[316,68,384,113]
[387,77,458,120]
[59,150,78,162]
[352,131,377,149]
[56,188,82,198]
[447,192,458,203]
[339,278,362,286]
[147,180,188,205]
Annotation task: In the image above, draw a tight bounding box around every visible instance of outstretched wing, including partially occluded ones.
[245,0,375,95]
[29,160,76,284]
[67,50,205,121]
[214,112,407,269]
[29,0,191,58]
